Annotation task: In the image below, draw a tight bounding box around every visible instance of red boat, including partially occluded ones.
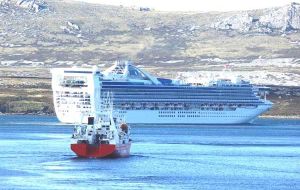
[71,116,132,158]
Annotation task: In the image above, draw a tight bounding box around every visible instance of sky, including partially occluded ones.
[72,0,300,12]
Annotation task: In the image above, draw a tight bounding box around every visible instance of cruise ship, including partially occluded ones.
[51,61,273,124]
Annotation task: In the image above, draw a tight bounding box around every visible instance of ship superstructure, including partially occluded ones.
[51,61,272,124]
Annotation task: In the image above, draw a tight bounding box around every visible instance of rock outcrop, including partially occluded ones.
[260,2,300,31]
[0,0,48,13]
[212,2,300,34]
[17,0,47,13]
[60,21,81,35]
[211,13,254,33]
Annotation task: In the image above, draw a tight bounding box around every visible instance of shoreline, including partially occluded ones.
[259,115,300,119]
[1,113,300,119]
[0,112,54,116]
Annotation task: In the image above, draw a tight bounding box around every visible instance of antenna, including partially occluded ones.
[221,64,234,81]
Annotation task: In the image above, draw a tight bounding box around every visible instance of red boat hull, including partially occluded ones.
[71,142,131,158]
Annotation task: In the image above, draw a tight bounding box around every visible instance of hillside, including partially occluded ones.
[0,0,300,116]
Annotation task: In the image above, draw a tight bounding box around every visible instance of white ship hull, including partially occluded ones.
[56,104,271,124]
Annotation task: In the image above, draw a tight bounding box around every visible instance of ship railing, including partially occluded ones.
[56,100,91,105]
[116,103,259,111]
[60,80,88,88]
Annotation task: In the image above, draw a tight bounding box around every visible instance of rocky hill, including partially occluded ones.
[212,2,300,34]
[1,0,299,84]
[0,0,300,116]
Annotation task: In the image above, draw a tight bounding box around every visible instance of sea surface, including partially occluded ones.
[0,115,300,190]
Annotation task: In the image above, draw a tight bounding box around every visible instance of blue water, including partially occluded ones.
[0,115,300,190]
